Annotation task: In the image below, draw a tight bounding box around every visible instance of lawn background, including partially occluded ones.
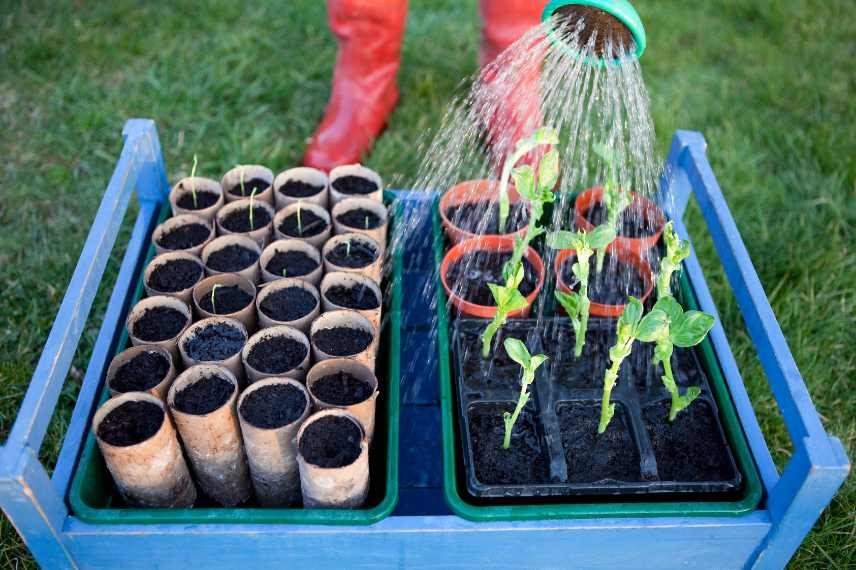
[0,0,852,567]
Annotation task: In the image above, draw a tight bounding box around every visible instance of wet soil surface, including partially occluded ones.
[278,209,328,238]
[312,326,373,357]
[644,400,735,482]
[332,175,378,196]
[336,208,382,230]
[265,250,319,278]
[98,400,164,447]
[246,335,308,374]
[469,403,550,485]
[176,189,219,210]
[112,350,170,392]
[221,206,271,233]
[299,415,363,468]
[206,244,259,272]
[173,374,234,415]
[542,322,613,389]
[444,202,529,235]
[325,241,377,268]
[446,250,537,306]
[157,223,210,250]
[558,402,642,482]
[459,326,534,388]
[240,383,307,429]
[312,372,373,406]
[259,287,317,322]
[227,177,269,198]
[584,202,657,239]
[147,258,203,293]
[279,180,324,198]
[198,285,253,314]
[183,322,245,362]
[560,252,645,306]
[132,306,188,342]
[324,284,380,310]
[555,4,634,59]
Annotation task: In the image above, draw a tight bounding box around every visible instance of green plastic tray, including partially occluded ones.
[68,193,402,525]
[433,197,763,521]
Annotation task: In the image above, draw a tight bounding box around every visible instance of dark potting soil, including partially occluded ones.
[132,306,188,342]
[147,258,203,293]
[206,244,259,272]
[221,206,271,233]
[312,372,373,406]
[336,208,382,230]
[240,383,307,429]
[312,326,373,357]
[332,175,378,196]
[644,400,735,482]
[468,403,549,485]
[157,223,211,251]
[98,400,164,447]
[279,180,324,198]
[555,4,634,59]
[324,284,380,310]
[560,252,645,306]
[444,202,529,235]
[198,285,253,315]
[325,241,378,268]
[446,250,538,306]
[246,335,308,374]
[173,374,234,415]
[584,202,657,239]
[542,323,612,389]
[258,286,317,322]
[277,209,328,238]
[112,350,170,392]
[557,402,642,483]
[265,250,319,278]
[182,322,245,362]
[227,177,269,198]
[298,415,362,468]
[176,189,219,210]
[459,326,533,388]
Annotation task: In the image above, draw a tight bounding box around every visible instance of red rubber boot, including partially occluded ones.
[303,0,408,172]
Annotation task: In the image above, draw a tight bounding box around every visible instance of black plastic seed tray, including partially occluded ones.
[451,317,743,499]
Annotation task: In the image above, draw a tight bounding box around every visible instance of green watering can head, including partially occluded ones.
[541,0,646,65]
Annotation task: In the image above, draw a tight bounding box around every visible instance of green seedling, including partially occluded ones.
[345,238,352,258]
[248,188,258,230]
[636,296,715,421]
[281,268,287,277]
[239,166,247,197]
[497,126,559,233]
[210,283,222,314]
[598,297,643,433]
[481,264,528,358]
[364,215,370,230]
[501,338,548,449]
[592,142,630,273]
[548,224,616,357]
[189,154,199,208]
[296,200,303,235]
[657,221,691,299]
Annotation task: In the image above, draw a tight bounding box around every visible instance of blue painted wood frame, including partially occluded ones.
[0,120,848,569]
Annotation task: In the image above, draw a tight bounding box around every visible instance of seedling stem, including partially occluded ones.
[190,154,199,208]
[210,283,222,314]
[501,338,547,449]
[497,127,559,233]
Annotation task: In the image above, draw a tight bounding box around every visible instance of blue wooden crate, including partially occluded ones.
[0,119,848,569]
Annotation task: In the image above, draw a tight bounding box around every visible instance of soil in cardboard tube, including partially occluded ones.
[325,241,377,268]
[176,189,219,210]
[299,415,362,468]
[206,244,259,272]
[279,180,324,198]
[240,383,307,429]
[444,201,529,235]
[147,258,203,293]
[112,350,170,392]
[98,400,164,446]
[324,283,380,310]
[157,223,210,250]
[221,206,271,233]
[312,371,373,405]
[278,209,328,238]
[469,403,549,485]
[560,252,645,306]
[446,251,537,306]
[183,322,246,361]
[173,374,234,415]
[312,326,373,357]
[198,285,253,314]
[265,250,319,278]
[132,306,188,342]
[228,177,269,198]
[332,175,378,195]
[336,208,382,230]
[259,287,317,322]
[247,335,308,374]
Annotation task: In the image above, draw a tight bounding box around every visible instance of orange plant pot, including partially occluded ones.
[574,187,666,255]
[438,180,529,245]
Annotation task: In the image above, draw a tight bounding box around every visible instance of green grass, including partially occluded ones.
[0,0,853,567]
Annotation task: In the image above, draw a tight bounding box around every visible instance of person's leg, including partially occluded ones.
[303,0,408,172]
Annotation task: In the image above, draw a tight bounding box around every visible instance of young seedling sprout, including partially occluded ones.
[239,166,246,197]
[364,214,370,230]
[598,297,643,433]
[189,154,199,208]
[345,237,352,258]
[481,264,529,358]
[210,283,222,314]
[248,188,258,230]
[296,199,303,235]
[548,224,616,357]
[592,142,630,273]
[657,221,691,298]
[501,338,548,449]
[281,268,287,277]
[497,126,560,233]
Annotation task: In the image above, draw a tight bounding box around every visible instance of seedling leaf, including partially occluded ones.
[670,311,715,347]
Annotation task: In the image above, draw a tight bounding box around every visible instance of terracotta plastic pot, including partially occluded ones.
[259,239,323,285]
[319,271,382,332]
[331,197,388,250]
[574,187,666,255]
[242,325,311,383]
[255,277,320,332]
[328,164,383,206]
[439,179,529,245]
[273,201,332,250]
[306,358,379,443]
[440,236,545,319]
[201,234,262,284]
[192,273,258,332]
[216,198,275,248]
[106,344,176,402]
[178,317,248,381]
[126,295,193,362]
[310,309,377,371]
[143,251,205,304]
[274,167,329,210]
[169,176,224,222]
[152,214,215,258]
[321,232,383,284]
[221,165,274,205]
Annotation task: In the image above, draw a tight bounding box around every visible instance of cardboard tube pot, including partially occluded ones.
[237,378,312,507]
[306,358,379,442]
[169,176,224,222]
[216,198,275,248]
[273,201,332,250]
[296,409,369,509]
[106,344,176,402]
[93,391,196,508]
[274,166,329,210]
[143,251,205,304]
[259,239,323,285]
[152,214,215,257]
[192,273,257,332]
[331,197,388,250]
[255,277,320,332]
[221,164,274,205]
[168,365,251,506]
[574,187,666,255]
[310,309,377,371]
[178,317,248,381]
[126,295,192,361]
[329,164,383,206]
[439,179,529,245]
[202,234,262,284]
[322,232,383,284]
[320,271,382,332]
[242,325,311,383]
